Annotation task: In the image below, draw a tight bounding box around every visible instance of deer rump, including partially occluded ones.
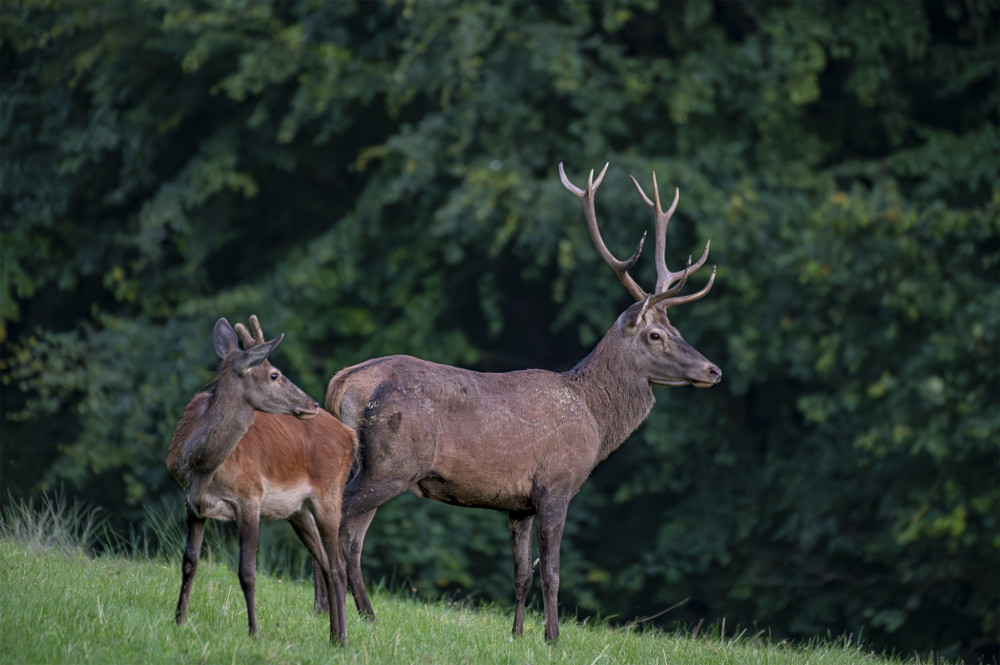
[329,354,605,513]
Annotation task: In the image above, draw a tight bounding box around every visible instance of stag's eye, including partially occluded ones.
[649,332,661,341]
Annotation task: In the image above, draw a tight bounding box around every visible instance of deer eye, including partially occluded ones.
[649,332,661,341]
[270,371,280,381]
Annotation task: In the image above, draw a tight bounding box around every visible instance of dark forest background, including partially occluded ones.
[2,1,997,661]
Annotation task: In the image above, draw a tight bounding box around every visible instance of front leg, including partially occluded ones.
[536,496,570,642]
[237,505,261,636]
[175,505,206,625]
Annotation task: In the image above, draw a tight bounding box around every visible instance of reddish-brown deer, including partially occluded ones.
[166,316,355,645]
[321,163,721,641]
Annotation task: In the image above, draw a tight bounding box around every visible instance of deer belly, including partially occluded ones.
[259,480,312,520]
[411,475,532,512]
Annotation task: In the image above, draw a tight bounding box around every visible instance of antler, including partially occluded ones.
[630,172,715,309]
[234,315,267,349]
[559,163,648,302]
[560,163,716,310]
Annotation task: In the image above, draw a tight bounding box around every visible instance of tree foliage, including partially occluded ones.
[2,1,996,660]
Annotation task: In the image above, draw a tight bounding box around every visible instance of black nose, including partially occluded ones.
[707,365,722,382]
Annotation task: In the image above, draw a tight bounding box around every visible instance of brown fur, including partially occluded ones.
[167,398,354,521]
[324,303,720,642]
[320,165,722,642]
[166,318,356,646]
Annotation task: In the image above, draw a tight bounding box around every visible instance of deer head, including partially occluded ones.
[212,317,320,418]
[559,163,721,388]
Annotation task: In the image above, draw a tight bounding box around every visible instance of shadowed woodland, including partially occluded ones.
[1,1,997,661]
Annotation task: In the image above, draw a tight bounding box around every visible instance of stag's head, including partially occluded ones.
[560,163,722,389]
[212,316,320,418]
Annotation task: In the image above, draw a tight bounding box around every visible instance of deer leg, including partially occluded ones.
[507,511,534,638]
[337,471,413,622]
[288,514,334,619]
[536,497,570,642]
[312,500,348,646]
[237,506,261,636]
[175,506,206,625]
[341,507,378,622]
[334,547,348,637]
[312,558,330,614]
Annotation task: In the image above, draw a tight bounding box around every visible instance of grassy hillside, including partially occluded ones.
[0,536,947,665]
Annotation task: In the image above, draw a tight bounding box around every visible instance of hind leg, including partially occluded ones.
[338,471,415,621]
[311,499,349,645]
[341,506,378,621]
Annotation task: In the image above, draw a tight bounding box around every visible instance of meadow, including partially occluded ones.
[0,496,954,665]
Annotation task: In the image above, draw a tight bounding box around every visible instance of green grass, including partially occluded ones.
[0,496,951,665]
[0,540,946,665]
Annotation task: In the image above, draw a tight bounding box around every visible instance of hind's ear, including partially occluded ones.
[213,319,240,359]
[235,334,284,375]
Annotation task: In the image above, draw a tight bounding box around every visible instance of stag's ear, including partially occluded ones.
[235,333,284,375]
[620,299,651,335]
[213,318,240,359]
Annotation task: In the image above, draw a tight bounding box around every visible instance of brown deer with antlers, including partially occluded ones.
[166,316,355,645]
[320,163,721,641]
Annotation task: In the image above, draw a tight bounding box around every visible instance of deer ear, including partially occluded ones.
[213,318,240,359]
[235,333,283,375]
[620,299,649,336]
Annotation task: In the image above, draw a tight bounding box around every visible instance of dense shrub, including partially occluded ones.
[2,1,996,660]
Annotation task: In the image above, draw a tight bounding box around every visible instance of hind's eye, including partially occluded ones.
[649,332,661,341]
[270,372,280,381]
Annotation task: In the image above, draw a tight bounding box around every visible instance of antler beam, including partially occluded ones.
[561,162,715,310]
[559,162,648,302]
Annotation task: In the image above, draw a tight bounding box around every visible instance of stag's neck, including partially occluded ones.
[565,331,656,462]
[182,386,255,476]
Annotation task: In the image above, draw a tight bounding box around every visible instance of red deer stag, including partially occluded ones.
[322,163,721,641]
[166,316,355,645]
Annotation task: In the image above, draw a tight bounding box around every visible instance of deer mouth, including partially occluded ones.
[654,379,687,387]
[691,364,722,388]
[294,404,320,420]
[653,376,721,388]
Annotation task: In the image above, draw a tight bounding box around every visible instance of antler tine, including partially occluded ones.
[630,175,686,293]
[650,265,717,309]
[234,315,268,349]
[559,162,648,302]
[233,322,255,349]
[248,315,266,345]
[659,239,712,298]
[630,172,714,309]
[664,256,692,298]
